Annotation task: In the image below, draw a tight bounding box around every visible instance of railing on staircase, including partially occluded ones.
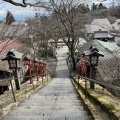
[46,68,55,78]
[70,72,120,99]
[0,68,55,102]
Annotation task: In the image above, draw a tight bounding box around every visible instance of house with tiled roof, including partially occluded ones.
[91,18,113,30]
[85,18,113,42]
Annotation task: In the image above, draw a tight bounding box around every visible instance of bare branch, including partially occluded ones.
[2,0,48,8]
[2,0,33,7]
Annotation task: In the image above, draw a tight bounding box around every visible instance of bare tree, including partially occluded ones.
[110,5,120,19]
[49,0,89,69]
[26,15,55,59]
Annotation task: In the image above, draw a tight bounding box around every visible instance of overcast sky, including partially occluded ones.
[0,0,119,21]
[0,0,117,13]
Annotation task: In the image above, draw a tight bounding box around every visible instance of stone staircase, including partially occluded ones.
[1,77,92,120]
[1,47,92,120]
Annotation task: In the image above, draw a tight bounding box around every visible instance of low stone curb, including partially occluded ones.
[71,78,102,120]
[73,78,120,120]
[0,77,52,118]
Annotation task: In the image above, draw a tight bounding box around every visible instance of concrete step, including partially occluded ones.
[24,99,81,103]
[32,94,78,97]
[36,91,77,95]
[1,115,92,120]
[7,110,88,116]
[30,95,79,100]
[36,86,76,90]
[18,100,81,106]
[10,106,84,112]
[34,92,78,96]
[19,102,82,106]
[38,86,76,89]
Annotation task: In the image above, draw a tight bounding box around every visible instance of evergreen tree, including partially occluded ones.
[35,13,39,18]
[91,3,98,10]
[85,4,90,12]
[6,11,15,25]
[98,3,107,10]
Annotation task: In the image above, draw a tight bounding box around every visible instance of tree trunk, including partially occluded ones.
[70,47,76,70]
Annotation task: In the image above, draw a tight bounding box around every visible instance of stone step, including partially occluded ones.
[7,110,88,116]
[39,85,74,87]
[37,91,77,94]
[1,115,92,120]
[34,93,78,96]
[35,87,77,89]
[38,86,76,89]
[1,114,92,120]
[10,106,84,112]
[33,94,78,97]
[40,90,76,93]
[30,95,79,100]
[19,100,81,106]
[36,85,76,89]
[19,102,82,107]
[25,99,81,103]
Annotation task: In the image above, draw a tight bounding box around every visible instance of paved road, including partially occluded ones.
[1,47,91,120]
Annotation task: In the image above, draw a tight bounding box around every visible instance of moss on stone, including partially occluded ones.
[104,103,115,110]
[87,89,93,94]
[94,96,101,99]
[81,83,85,86]
[97,97,106,103]
[112,109,120,113]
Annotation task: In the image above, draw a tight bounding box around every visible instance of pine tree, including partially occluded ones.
[98,3,107,10]
[35,13,38,18]
[85,4,90,12]
[6,11,15,25]
[91,3,98,10]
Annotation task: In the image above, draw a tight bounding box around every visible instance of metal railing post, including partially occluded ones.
[42,70,43,84]
[46,69,48,82]
[47,74,48,82]
[78,76,79,89]
[85,78,87,99]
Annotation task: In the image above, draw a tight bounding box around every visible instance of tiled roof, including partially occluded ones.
[91,18,113,31]
[77,40,120,83]
[86,18,113,34]
[0,40,23,59]
[85,25,107,33]
[0,40,23,72]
